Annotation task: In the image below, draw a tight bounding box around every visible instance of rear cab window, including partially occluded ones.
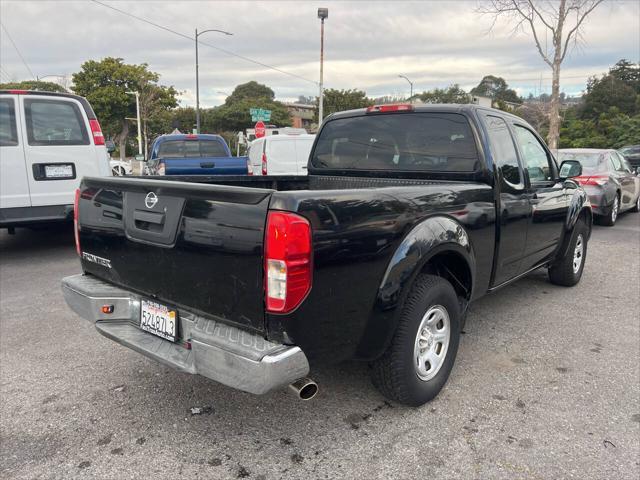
[312,112,480,173]
[24,98,89,146]
[157,139,228,158]
[0,98,18,146]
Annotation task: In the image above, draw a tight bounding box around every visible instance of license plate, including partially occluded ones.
[45,164,74,178]
[140,300,177,342]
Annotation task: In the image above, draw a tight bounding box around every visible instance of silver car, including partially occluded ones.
[557,148,640,226]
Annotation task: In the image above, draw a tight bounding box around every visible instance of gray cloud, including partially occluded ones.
[1,0,638,105]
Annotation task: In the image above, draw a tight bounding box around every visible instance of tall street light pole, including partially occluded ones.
[126,91,142,156]
[398,74,413,103]
[195,28,233,134]
[317,8,328,125]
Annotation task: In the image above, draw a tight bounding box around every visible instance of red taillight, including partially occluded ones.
[261,152,268,175]
[8,89,28,94]
[366,104,414,113]
[185,134,198,139]
[574,175,607,186]
[265,211,312,313]
[89,119,105,146]
[74,188,81,256]
[246,157,253,175]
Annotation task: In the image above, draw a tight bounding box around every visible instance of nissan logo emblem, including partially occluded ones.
[145,192,158,209]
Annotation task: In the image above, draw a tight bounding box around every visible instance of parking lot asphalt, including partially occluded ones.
[1,213,639,480]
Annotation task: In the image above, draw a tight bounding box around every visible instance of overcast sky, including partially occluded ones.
[1,0,638,107]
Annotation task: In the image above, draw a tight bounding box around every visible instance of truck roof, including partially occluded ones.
[153,133,226,143]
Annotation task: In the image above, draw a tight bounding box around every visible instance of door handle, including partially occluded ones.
[201,162,215,168]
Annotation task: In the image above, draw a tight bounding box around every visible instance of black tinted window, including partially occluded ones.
[158,140,227,158]
[0,98,18,146]
[514,125,553,182]
[24,99,89,146]
[483,114,521,185]
[312,112,479,172]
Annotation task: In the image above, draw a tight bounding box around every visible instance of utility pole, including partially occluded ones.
[126,91,142,156]
[195,28,233,134]
[317,8,328,125]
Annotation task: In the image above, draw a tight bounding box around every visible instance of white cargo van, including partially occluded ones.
[247,134,315,175]
[0,90,111,230]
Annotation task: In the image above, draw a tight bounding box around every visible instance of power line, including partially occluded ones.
[0,23,35,80]
[90,0,318,86]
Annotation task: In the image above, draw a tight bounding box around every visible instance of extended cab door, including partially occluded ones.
[0,96,30,208]
[512,123,568,270]
[480,112,531,286]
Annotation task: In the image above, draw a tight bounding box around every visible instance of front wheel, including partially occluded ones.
[371,274,461,406]
[548,219,588,286]
[631,193,640,213]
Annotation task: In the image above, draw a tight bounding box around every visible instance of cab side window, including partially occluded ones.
[0,98,18,147]
[482,114,522,187]
[513,125,554,183]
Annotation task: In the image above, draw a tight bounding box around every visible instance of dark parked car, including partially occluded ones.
[63,104,592,406]
[557,148,640,226]
[619,145,640,170]
[146,133,249,175]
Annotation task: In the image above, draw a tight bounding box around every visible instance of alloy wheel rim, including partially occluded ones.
[414,305,451,381]
[612,197,619,222]
[573,234,584,274]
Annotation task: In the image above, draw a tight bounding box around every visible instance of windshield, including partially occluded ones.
[312,112,479,172]
[157,139,227,158]
[558,152,607,174]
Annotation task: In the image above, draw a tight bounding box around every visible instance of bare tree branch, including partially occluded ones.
[560,0,606,62]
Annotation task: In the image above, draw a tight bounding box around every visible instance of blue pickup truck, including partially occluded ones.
[146,134,248,175]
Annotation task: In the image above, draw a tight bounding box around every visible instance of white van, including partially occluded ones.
[0,90,111,230]
[247,134,315,176]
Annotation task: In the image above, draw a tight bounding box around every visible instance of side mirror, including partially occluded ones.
[105,140,116,153]
[559,160,582,180]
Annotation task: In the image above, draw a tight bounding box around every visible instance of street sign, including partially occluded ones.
[255,121,266,138]
[250,108,271,122]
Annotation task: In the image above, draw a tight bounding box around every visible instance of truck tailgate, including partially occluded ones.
[77,176,273,333]
[164,156,248,175]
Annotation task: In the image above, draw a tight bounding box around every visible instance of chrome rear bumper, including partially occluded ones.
[61,274,309,395]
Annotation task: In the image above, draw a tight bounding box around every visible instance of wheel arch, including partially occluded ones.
[355,216,475,360]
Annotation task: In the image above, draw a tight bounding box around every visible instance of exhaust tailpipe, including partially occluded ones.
[289,377,318,400]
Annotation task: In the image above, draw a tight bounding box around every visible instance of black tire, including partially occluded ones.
[600,193,619,226]
[371,274,461,407]
[631,194,640,213]
[548,219,588,286]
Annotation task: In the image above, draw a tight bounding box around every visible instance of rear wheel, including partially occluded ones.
[371,274,461,406]
[548,219,588,286]
[600,194,619,226]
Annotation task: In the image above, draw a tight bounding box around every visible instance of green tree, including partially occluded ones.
[72,57,178,159]
[319,88,372,119]
[417,84,470,104]
[208,81,292,132]
[470,75,521,108]
[0,80,66,92]
[580,60,640,119]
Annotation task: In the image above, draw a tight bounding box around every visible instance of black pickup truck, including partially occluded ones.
[62,104,591,406]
